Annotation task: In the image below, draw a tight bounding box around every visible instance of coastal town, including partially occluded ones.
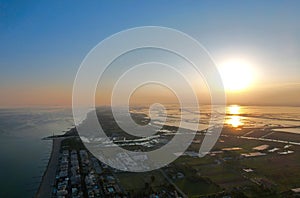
[54,148,124,197]
[35,109,300,198]
[50,135,187,198]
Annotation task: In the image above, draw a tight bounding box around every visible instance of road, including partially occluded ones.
[159,169,187,198]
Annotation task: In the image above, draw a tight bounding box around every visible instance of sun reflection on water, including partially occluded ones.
[227,105,243,128]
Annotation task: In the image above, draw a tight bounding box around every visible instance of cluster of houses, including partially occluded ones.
[54,149,84,197]
[53,148,125,198]
[79,150,102,197]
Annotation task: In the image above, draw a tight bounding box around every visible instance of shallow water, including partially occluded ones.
[273,128,300,134]
[0,107,73,198]
[131,105,300,131]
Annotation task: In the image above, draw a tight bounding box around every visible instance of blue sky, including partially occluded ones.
[1,1,300,106]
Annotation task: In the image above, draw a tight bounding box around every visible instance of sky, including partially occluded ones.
[1,0,300,107]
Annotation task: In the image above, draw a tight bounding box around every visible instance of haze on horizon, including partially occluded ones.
[1,1,300,107]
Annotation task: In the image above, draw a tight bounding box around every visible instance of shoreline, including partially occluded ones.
[35,128,77,197]
[34,119,300,197]
[35,137,64,198]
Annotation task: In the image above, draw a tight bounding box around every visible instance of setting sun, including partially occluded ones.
[218,59,254,92]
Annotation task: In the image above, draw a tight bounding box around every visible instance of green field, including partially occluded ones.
[116,171,168,195]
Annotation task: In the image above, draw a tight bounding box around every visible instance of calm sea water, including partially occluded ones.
[0,107,73,198]
[0,105,299,197]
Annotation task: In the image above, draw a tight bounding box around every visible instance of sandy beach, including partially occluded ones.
[35,138,63,198]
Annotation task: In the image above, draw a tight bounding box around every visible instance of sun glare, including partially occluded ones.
[227,105,243,128]
[218,59,254,92]
[228,116,243,128]
[228,105,240,115]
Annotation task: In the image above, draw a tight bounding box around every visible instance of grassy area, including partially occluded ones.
[174,155,215,166]
[175,178,220,197]
[200,164,249,189]
[172,165,221,196]
[116,171,168,194]
[240,153,300,192]
[170,129,300,196]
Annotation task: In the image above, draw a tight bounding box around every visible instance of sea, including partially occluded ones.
[0,105,299,197]
[0,107,74,198]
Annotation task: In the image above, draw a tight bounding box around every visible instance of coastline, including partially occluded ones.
[33,109,300,197]
[35,138,63,198]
